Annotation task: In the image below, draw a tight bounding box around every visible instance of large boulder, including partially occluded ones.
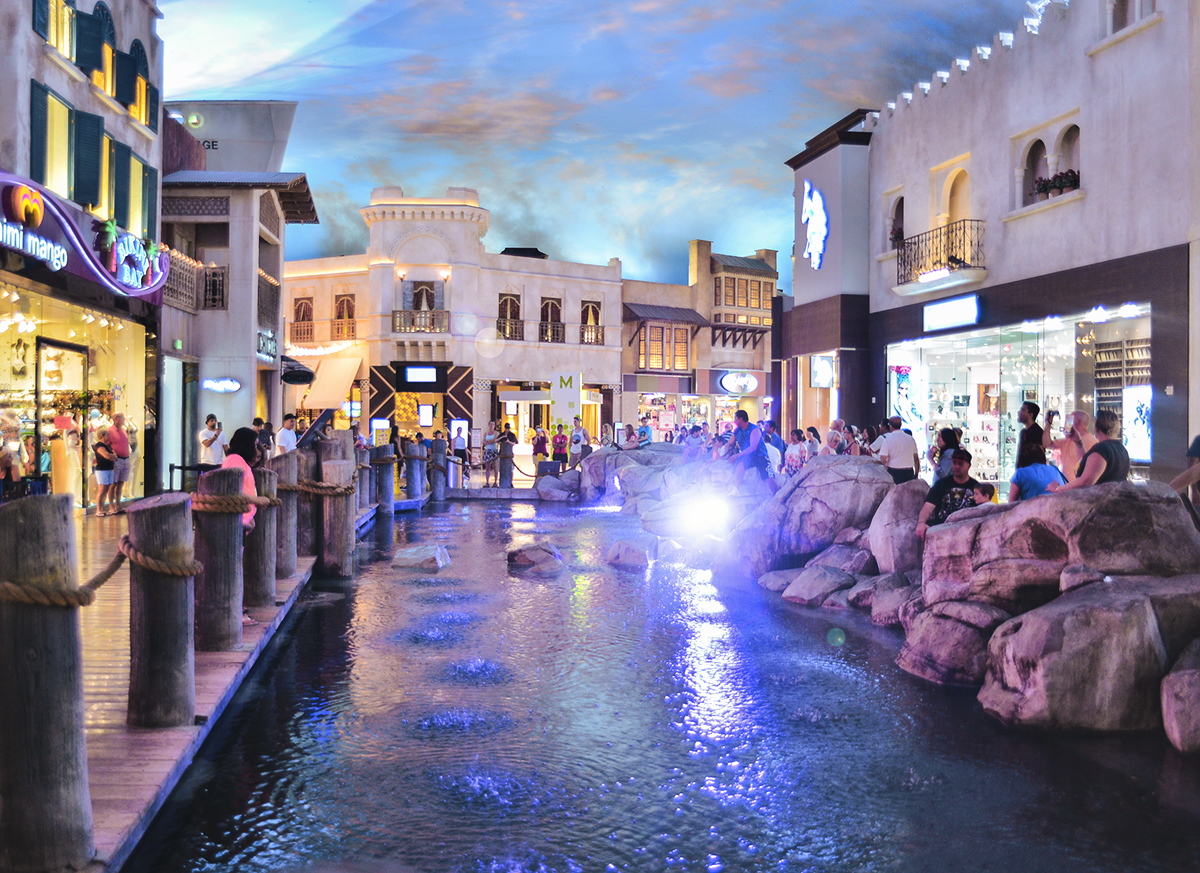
[536,475,573,502]
[867,479,928,574]
[924,482,1200,615]
[559,468,582,492]
[578,447,613,496]
[978,584,1168,731]
[1162,638,1200,754]
[806,544,878,576]
[728,457,894,578]
[757,568,803,593]
[392,545,451,571]
[617,464,665,500]
[781,565,855,607]
[896,601,1011,686]
[872,583,921,627]
[606,537,657,570]
[507,543,565,576]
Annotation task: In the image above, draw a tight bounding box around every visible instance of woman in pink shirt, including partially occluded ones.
[220,428,259,529]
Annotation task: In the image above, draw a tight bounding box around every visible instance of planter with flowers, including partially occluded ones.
[889,226,905,249]
[1032,177,1052,202]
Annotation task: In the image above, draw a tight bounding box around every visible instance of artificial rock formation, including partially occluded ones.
[507,543,565,576]
[781,565,855,607]
[866,479,927,574]
[392,545,451,571]
[1162,638,1200,754]
[896,601,1011,686]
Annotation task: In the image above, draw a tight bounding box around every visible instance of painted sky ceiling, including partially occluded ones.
[160,0,1037,291]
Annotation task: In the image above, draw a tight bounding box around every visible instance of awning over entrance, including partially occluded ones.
[303,357,362,409]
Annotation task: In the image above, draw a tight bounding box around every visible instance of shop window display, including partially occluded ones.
[0,286,146,507]
[887,304,1151,491]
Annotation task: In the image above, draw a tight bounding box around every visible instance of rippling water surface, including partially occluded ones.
[126,501,1200,873]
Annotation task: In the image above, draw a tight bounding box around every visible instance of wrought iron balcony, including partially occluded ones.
[289,321,314,343]
[579,324,604,345]
[496,318,524,341]
[895,219,986,293]
[393,309,450,333]
[539,321,565,343]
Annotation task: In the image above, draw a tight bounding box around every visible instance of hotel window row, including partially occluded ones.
[33,0,160,132]
[29,80,157,238]
[638,323,689,372]
[712,276,773,309]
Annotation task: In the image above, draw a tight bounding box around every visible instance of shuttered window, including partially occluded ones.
[723,277,735,306]
[749,280,760,309]
[673,328,688,371]
[713,277,721,306]
[763,281,773,309]
[648,326,664,370]
[127,154,145,237]
[142,165,157,239]
[45,89,73,199]
[737,279,748,307]
[29,80,49,186]
[72,110,104,207]
[112,140,131,229]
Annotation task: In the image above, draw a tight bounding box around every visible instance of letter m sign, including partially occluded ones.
[559,375,574,388]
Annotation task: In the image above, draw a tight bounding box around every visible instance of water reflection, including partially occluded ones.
[126,502,1200,873]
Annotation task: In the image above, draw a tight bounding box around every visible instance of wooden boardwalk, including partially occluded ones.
[74,511,318,872]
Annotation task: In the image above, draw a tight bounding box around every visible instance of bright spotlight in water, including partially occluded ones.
[694,496,728,531]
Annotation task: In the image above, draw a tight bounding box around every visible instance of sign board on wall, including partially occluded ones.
[923,294,979,332]
[550,371,583,430]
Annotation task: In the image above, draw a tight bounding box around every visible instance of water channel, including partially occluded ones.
[126,501,1200,873]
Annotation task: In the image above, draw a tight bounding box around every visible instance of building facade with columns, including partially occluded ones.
[282,187,624,445]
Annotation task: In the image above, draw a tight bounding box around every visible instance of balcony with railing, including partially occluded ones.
[496,318,524,341]
[162,249,202,312]
[579,324,604,345]
[895,219,987,295]
[538,321,565,343]
[289,321,314,343]
[331,318,357,340]
[393,310,450,333]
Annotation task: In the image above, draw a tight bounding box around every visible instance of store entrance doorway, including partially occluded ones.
[35,337,88,506]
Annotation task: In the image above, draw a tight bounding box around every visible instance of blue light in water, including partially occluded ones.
[827,628,846,647]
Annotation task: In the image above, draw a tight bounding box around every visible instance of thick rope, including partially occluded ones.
[277,482,301,491]
[369,457,396,465]
[191,494,254,514]
[0,534,202,608]
[295,477,358,497]
[118,534,203,577]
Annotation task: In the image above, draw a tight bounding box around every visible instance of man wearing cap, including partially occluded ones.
[915,448,979,540]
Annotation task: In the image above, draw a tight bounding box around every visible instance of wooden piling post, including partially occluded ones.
[193,467,245,651]
[266,450,298,578]
[499,440,514,488]
[431,438,447,500]
[0,494,94,873]
[320,459,356,578]
[373,444,395,513]
[365,446,378,506]
[127,493,197,728]
[296,448,317,557]
[244,468,278,607]
[357,447,371,511]
[406,444,425,500]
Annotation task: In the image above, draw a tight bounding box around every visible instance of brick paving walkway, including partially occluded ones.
[74,511,315,871]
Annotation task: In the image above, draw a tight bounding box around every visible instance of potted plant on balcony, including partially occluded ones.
[1032,177,1052,201]
[889,226,905,247]
[1060,168,1080,191]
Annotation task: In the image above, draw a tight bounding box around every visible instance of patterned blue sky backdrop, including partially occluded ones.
[160,0,1035,290]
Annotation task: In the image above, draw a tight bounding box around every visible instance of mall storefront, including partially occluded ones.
[628,369,771,439]
[868,246,1188,485]
[0,171,163,507]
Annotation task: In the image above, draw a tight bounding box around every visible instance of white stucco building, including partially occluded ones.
[782,0,1199,484]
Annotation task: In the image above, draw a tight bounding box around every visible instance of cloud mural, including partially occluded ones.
[160,0,1032,289]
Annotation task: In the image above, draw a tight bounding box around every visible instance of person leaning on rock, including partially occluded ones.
[1046,409,1129,492]
[915,448,979,540]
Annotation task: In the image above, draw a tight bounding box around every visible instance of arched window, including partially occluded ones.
[412,281,435,311]
[890,196,905,249]
[947,171,970,224]
[1058,125,1080,174]
[128,40,151,126]
[581,301,600,325]
[293,299,313,322]
[1111,0,1130,33]
[1022,139,1049,206]
[498,294,520,321]
[90,2,116,96]
[540,298,562,323]
[335,295,355,321]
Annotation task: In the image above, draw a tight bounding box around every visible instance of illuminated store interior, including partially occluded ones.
[886,302,1151,486]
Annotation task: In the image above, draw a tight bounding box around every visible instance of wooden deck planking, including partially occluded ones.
[72,512,321,872]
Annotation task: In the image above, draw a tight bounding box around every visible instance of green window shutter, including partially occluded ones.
[146,83,159,133]
[74,12,104,72]
[114,51,137,105]
[112,141,131,229]
[143,166,158,240]
[433,280,444,310]
[32,0,50,39]
[29,80,49,184]
[72,110,105,206]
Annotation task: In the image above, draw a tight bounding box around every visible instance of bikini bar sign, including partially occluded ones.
[0,170,168,304]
